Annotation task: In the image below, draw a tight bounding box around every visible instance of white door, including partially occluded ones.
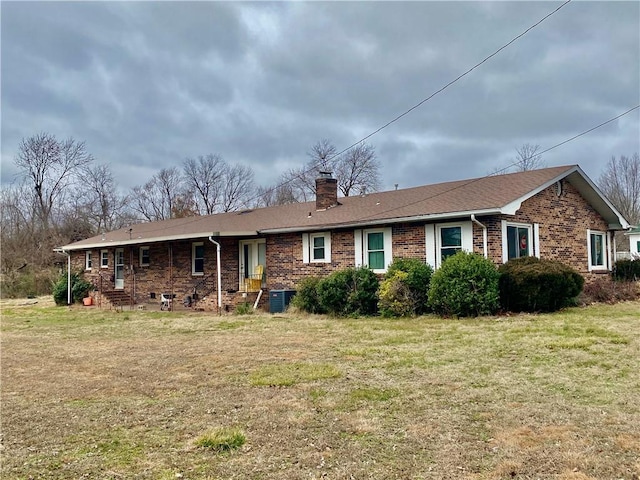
[115,248,125,289]
[239,240,266,290]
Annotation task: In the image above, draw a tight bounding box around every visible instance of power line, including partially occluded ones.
[330,0,573,160]
[118,104,638,237]
[252,0,573,204]
[354,104,640,223]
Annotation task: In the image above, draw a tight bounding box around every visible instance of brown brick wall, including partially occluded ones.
[392,223,427,261]
[266,230,355,290]
[483,181,609,280]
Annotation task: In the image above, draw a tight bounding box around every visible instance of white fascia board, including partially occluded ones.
[260,209,503,234]
[61,231,258,251]
[218,231,259,237]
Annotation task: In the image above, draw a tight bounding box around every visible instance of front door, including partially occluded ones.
[239,239,266,290]
[115,248,125,289]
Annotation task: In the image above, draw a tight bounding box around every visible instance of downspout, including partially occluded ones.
[208,236,223,314]
[471,214,488,259]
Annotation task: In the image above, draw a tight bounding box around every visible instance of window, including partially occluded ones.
[367,232,385,270]
[427,222,473,268]
[506,225,530,260]
[587,230,607,271]
[354,228,392,273]
[101,250,109,268]
[302,232,331,263]
[139,246,150,267]
[313,236,326,260]
[501,221,538,263]
[439,226,462,261]
[192,242,204,275]
[85,251,92,270]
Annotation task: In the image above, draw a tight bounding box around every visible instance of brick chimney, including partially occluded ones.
[315,171,338,210]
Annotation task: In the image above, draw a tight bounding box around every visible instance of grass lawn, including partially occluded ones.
[1,298,639,479]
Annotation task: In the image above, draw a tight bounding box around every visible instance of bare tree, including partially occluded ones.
[335,143,380,196]
[279,139,381,201]
[130,167,185,221]
[221,164,254,212]
[183,154,226,215]
[77,164,130,232]
[514,143,545,171]
[254,182,298,208]
[599,153,640,226]
[14,133,93,231]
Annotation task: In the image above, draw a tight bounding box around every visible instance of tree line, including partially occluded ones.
[0,133,380,296]
[1,132,638,298]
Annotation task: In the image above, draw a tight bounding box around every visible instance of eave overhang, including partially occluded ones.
[60,230,259,251]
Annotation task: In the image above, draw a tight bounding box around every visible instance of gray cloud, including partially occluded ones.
[2,1,638,193]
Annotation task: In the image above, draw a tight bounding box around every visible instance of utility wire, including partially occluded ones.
[132,104,639,236]
[251,0,573,205]
[329,0,573,161]
[353,104,640,223]
[126,0,578,233]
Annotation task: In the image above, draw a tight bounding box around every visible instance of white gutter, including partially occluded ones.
[61,231,259,251]
[470,214,488,258]
[208,236,223,313]
[262,208,504,234]
[54,248,72,305]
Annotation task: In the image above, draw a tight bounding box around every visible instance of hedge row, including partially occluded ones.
[292,253,586,317]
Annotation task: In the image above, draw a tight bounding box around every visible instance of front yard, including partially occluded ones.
[1,300,639,479]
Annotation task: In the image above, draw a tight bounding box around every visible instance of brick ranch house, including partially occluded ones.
[59,165,630,312]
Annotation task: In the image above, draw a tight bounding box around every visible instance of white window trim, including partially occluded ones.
[192,242,204,276]
[139,246,150,267]
[587,229,608,271]
[85,251,92,270]
[302,232,331,264]
[100,249,109,268]
[354,227,392,273]
[501,221,537,264]
[426,221,473,269]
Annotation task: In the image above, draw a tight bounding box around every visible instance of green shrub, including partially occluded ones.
[53,272,93,305]
[428,252,500,317]
[291,276,325,314]
[317,267,379,316]
[499,257,584,312]
[613,259,640,281]
[385,257,433,314]
[378,270,413,317]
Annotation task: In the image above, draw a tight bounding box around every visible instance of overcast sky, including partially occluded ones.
[2,1,639,195]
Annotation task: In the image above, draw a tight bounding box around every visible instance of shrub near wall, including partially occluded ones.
[290,276,326,314]
[378,271,413,317]
[316,267,379,317]
[613,259,640,281]
[52,272,93,305]
[498,257,584,313]
[384,257,433,315]
[428,252,500,318]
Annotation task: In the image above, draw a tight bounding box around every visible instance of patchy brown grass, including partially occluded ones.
[2,300,639,479]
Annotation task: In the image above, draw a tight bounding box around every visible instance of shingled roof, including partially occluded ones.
[61,165,629,250]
